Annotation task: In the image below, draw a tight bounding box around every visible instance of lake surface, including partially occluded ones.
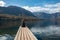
[0,19,60,40]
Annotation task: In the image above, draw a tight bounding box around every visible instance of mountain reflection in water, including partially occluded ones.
[0,19,60,40]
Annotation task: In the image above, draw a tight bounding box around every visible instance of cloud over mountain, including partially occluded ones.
[0,1,6,7]
[21,3,60,14]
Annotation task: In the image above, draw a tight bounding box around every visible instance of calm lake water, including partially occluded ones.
[0,19,60,40]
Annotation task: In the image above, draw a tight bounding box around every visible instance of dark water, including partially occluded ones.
[0,19,60,40]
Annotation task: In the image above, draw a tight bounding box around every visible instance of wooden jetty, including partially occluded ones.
[14,20,38,40]
[14,27,37,40]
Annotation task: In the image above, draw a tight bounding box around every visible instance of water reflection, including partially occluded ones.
[0,19,60,40]
[30,19,60,40]
[26,19,59,28]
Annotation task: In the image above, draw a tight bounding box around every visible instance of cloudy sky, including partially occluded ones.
[0,0,60,13]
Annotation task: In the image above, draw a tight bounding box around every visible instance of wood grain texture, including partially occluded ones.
[14,26,37,40]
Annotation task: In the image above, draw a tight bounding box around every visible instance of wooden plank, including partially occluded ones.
[14,27,38,40]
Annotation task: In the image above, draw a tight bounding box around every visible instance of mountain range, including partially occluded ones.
[0,6,60,29]
[33,12,60,19]
[0,6,36,28]
[0,6,60,19]
[0,6,35,17]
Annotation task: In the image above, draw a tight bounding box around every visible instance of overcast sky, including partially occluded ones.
[0,0,60,13]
